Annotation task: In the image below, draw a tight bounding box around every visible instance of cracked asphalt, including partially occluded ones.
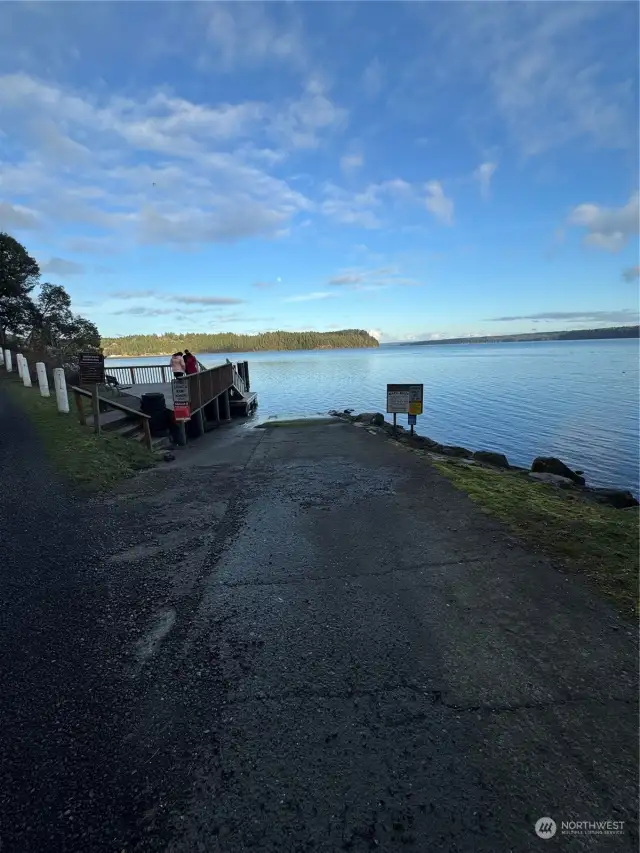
[0,396,637,852]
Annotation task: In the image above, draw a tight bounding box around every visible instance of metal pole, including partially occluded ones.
[92,383,101,435]
[393,413,397,436]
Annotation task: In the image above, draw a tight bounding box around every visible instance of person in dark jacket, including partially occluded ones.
[184,350,198,375]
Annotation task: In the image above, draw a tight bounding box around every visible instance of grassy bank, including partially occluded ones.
[434,458,638,617]
[2,377,155,490]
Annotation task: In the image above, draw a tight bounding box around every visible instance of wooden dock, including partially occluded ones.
[98,359,258,446]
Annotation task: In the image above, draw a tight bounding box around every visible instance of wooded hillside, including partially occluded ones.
[102,329,379,356]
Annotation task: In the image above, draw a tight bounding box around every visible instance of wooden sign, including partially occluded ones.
[79,352,105,385]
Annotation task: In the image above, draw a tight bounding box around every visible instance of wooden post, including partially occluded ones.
[393,413,397,436]
[191,408,205,437]
[243,361,250,391]
[142,417,152,450]
[130,366,135,384]
[92,384,101,435]
[75,391,86,426]
[174,420,187,446]
[220,389,231,422]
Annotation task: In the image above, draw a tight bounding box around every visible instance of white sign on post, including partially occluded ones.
[386,383,424,415]
[172,377,190,405]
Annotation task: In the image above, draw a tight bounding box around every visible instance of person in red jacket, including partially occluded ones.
[184,349,198,374]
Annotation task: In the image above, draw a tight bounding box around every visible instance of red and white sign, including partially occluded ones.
[174,404,191,421]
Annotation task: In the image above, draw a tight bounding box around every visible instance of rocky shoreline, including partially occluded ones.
[329,410,639,510]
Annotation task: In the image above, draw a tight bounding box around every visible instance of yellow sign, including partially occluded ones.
[408,401,423,415]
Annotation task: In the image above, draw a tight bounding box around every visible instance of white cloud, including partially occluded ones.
[473,162,497,200]
[567,192,639,253]
[368,328,383,341]
[205,2,306,71]
[424,181,454,225]
[340,153,364,174]
[328,266,418,290]
[410,3,636,156]
[271,80,347,149]
[284,291,337,302]
[0,73,342,247]
[321,179,415,230]
[362,58,384,99]
[0,201,40,230]
[321,184,382,229]
[40,257,85,276]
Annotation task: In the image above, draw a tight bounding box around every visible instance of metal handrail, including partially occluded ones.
[106,363,174,385]
[232,366,246,394]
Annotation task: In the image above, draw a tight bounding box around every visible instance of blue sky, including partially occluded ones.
[0,1,638,342]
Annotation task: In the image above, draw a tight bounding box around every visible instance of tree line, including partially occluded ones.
[102,329,379,356]
[0,233,100,366]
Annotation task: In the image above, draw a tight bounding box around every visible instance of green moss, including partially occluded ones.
[3,377,155,490]
[434,458,639,618]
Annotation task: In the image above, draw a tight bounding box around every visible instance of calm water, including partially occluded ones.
[108,339,639,493]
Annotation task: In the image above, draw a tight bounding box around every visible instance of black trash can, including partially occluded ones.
[140,392,170,436]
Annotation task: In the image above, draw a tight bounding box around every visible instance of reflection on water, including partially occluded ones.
[108,339,639,492]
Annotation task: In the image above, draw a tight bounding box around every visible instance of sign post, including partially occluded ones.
[79,353,105,435]
[172,377,191,422]
[386,383,423,437]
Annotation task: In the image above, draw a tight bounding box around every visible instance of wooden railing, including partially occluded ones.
[70,385,153,450]
[105,364,174,385]
[184,363,235,414]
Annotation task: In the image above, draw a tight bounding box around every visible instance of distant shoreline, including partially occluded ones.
[393,325,639,347]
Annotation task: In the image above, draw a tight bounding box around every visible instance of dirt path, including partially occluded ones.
[1,410,637,851]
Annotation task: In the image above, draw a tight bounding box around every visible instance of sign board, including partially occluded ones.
[386,383,423,415]
[174,404,191,422]
[79,352,105,385]
[408,413,417,426]
[172,377,190,405]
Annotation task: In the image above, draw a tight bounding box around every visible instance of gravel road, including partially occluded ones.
[1,397,637,852]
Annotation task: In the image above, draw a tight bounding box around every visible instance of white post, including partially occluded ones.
[36,362,50,397]
[16,353,23,379]
[53,368,69,413]
[0,350,4,367]
[22,357,32,387]
[4,350,12,371]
